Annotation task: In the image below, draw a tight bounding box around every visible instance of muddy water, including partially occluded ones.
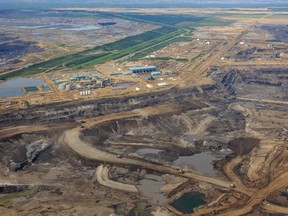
[173,152,219,176]
[136,148,163,155]
[137,174,166,204]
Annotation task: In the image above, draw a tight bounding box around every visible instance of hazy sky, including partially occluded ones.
[0,0,285,3]
[1,0,287,7]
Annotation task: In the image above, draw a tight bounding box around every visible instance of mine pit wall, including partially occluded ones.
[0,85,226,128]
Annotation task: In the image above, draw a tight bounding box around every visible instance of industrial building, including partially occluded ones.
[129,66,158,73]
[151,71,161,77]
[157,83,170,88]
[162,70,177,76]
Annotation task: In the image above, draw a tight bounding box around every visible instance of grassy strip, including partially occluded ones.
[76,28,185,68]
[130,36,193,61]
[96,11,233,28]
[95,11,173,27]
[146,57,189,62]
[95,26,176,51]
[218,13,268,18]
[191,53,205,61]
[117,13,205,25]
[192,17,234,27]
[64,53,109,68]
[0,27,177,79]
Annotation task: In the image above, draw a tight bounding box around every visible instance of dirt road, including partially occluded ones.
[61,104,232,189]
[62,126,231,189]
[217,171,288,216]
[94,165,138,193]
[262,202,288,214]
[237,97,288,106]
[223,156,256,196]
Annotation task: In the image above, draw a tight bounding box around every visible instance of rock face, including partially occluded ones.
[10,140,52,171]
[0,86,223,127]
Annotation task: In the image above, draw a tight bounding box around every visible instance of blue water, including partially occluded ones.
[65,26,101,31]
[0,78,44,98]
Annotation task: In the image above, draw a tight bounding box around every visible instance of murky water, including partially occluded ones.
[173,152,219,176]
[65,26,101,31]
[115,82,135,87]
[137,174,166,204]
[171,192,206,214]
[0,78,44,98]
[136,148,163,155]
[184,134,194,143]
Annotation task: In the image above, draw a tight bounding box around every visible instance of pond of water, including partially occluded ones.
[136,148,164,155]
[137,174,166,204]
[0,78,44,98]
[171,192,206,214]
[173,152,219,176]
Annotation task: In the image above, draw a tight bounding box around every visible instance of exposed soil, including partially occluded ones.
[228,137,260,156]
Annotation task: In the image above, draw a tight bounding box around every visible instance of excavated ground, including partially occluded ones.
[0,64,288,215]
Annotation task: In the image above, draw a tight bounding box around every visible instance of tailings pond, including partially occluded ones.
[171,192,206,214]
[173,152,222,177]
[136,148,164,155]
[0,78,44,98]
[137,174,166,204]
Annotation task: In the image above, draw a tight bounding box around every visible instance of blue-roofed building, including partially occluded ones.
[151,71,161,77]
[129,66,158,73]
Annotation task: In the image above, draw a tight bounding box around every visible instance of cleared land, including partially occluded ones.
[1,7,288,216]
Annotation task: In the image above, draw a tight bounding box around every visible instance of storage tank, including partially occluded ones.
[58,83,66,90]
[66,84,71,91]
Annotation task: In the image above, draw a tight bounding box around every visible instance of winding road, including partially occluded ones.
[94,165,139,193]
[61,125,232,189]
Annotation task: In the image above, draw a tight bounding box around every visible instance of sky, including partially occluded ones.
[0,0,287,8]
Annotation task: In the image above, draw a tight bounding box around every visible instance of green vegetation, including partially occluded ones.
[96,26,176,51]
[0,190,34,206]
[77,28,185,68]
[191,17,234,27]
[271,14,288,18]
[219,13,267,18]
[192,53,205,61]
[0,51,101,79]
[116,13,205,25]
[146,57,188,62]
[132,203,153,216]
[97,11,235,28]
[0,10,237,80]
[64,53,109,68]
[0,27,183,79]
[130,36,193,61]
